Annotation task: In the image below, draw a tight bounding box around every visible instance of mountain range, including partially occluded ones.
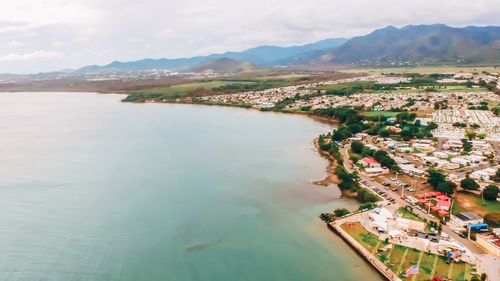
[77,24,500,74]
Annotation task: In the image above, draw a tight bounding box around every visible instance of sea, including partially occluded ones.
[0,92,383,281]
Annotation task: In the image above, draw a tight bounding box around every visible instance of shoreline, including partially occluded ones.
[312,137,340,187]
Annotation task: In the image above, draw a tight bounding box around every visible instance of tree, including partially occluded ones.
[357,189,378,203]
[428,169,446,188]
[484,212,500,226]
[426,122,438,130]
[334,208,350,217]
[348,123,363,134]
[378,129,390,138]
[358,202,375,210]
[465,131,477,140]
[492,168,500,182]
[462,139,472,153]
[400,128,414,140]
[460,177,479,190]
[483,185,499,201]
[351,141,364,154]
[436,181,456,194]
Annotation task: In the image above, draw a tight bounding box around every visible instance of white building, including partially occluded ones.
[451,212,484,227]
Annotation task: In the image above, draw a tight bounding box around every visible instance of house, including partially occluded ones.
[450,157,469,166]
[470,167,497,182]
[365,167,389,176]
[443,140,463,151]
[451,212,484,227]
[360,157,381,168]
[464,155,486,164]
[433,152,449,159]
[400,164,425,177]
[436,160,460,170]
[436,199,451,211]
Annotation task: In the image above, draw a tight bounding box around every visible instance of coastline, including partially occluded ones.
[312,137,340,186]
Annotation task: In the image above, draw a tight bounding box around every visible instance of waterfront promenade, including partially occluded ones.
[329,214,401,281]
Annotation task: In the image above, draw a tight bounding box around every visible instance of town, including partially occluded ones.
[192,71,500,280]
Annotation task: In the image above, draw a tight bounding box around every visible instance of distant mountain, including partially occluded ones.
[188,58,258,73]
[215,38,348,66]
[73,24,500,74]
[301,24,500,66]
[75,38,347,73]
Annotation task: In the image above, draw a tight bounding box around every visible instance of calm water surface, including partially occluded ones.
[0,92,382,281]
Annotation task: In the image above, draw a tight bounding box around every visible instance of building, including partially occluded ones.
[360,157,381,168]
[451,212,484,227]
[470,167,498,182]
[400,164,425,177]
[476,232,500,256]
[365,167,389,176]
[450,157,469,166]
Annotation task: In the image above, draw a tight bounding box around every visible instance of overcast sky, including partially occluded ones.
[1,0,499,73]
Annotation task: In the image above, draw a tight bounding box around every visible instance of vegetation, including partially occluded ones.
[483,185,499,201]
[397,207,425,222]
[492,168,500,183]
[462,139,472,153]
[428,169,456,194]
[460,177,479,190]
[351,141,364,154]
[318,134,379,204]
[123,77,307,102]
[484,212,500,227]
[333,208,350,217]
[358,202,376,210]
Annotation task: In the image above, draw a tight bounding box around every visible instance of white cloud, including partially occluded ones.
[0,0,499,73]
[51,41,65,47]
[0,50,63,62]
[8,41,24,47]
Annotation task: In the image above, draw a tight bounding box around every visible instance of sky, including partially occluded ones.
[1,0,499,73]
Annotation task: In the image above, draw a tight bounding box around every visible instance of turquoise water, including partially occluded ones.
[0,92,382,281]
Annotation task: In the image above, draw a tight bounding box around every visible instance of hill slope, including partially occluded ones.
[188,58,258,73]
[303,24,500,66]
[76,38,347,73]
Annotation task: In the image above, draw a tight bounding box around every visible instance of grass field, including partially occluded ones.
[452,192,500,216]
[397,207,426,222]
[124,80,249,101]
[361,111,400,118]
[341,222,381,251]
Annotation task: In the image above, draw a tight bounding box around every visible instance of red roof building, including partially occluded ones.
[360,157,381,168]
[436,200,451,211]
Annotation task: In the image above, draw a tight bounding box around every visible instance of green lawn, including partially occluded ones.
[361,111,401,118]
[341,222,380,251]
[397,207,426,222]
